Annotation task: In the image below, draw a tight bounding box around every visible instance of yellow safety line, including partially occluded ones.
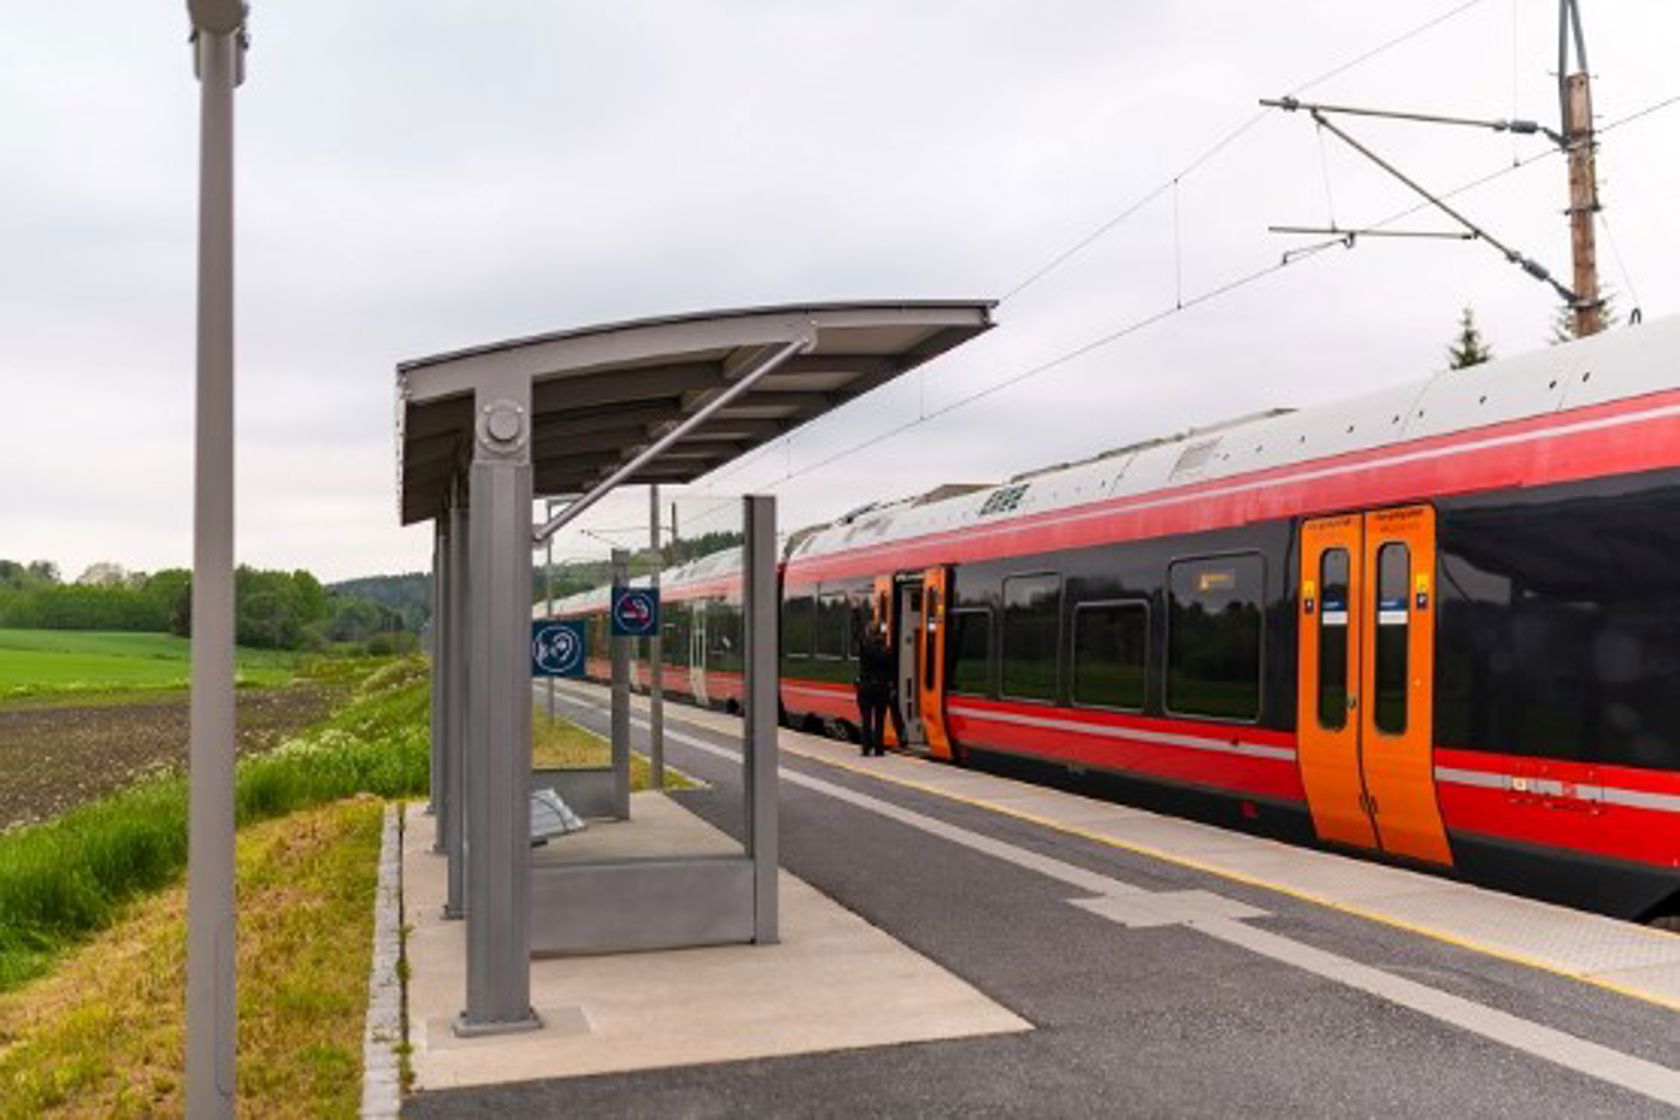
[756,730,1680,1015]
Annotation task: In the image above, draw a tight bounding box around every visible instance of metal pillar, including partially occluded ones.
[443,500,467,919]
[743,494,779,944]
[458,387,539,1036]
[544,500,557,725]
[649,485,664,789]
[428,520,445,827]
[610,549,632,820]
[186,13,244,1118]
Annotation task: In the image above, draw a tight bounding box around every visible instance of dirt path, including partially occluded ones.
[0,687,333,831]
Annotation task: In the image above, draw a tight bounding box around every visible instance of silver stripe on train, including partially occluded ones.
[947,705,1297,763]
[1434,766,1680,814]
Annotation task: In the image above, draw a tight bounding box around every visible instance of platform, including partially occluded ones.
[404,684,1680,1117]
[402,795,1029,1091]
[654,698,1680,1012]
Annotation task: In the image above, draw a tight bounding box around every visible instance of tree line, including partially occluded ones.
[531,531,745,605]
[0,561,423,653]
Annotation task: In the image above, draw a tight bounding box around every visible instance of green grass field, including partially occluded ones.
[0,629,296,700]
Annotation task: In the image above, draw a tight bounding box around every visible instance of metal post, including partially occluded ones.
[649,485,664,790]
[545,508,556,726]
[428,521,444,822]
[443,499,467,919]
[743,494,779,944]
[610,549,631,820]
[186,12,243,1117]
[458,389,539,1036]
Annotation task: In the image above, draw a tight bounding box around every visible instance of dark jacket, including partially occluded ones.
[856,637,893,702]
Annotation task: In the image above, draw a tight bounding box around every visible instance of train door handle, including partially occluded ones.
[1347,695,1358,710]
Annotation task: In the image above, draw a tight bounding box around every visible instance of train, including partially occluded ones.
[548,315,1680,926]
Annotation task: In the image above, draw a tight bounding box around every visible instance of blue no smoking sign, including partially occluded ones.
[531,620,586,678]
[611,586,660,638]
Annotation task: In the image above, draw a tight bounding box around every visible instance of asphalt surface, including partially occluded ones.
[406,693,1680,1119]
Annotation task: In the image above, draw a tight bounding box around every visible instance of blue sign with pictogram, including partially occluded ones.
[531,620,586,678]
[610,587,660,638]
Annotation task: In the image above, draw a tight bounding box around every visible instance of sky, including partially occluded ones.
[3,1,1678,582]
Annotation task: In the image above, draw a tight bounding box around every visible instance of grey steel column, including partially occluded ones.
[185,11,244,1118]
[458,389,539,1036]
[443,499,467,920]
[743,494,779,944]
[544,526,555,725]
[649,484,664,789]
[428,520,444,826]
[610,549,631,820]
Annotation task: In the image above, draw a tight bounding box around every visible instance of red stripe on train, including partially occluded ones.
[944,701,1305,803]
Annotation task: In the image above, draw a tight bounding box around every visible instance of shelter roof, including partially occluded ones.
[396,300,995,524]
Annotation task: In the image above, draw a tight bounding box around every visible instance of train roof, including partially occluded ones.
[784,313,1680,569]
[542,313,1680,601]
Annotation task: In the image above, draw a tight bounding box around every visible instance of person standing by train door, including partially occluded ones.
[854,612,891,756]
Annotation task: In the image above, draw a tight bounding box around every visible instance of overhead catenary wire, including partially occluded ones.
[701,0,1496,497]
[998,0,1492,305]
[681,254,1308,535]
[677,87,1680,538]
[1598,210,1643,322]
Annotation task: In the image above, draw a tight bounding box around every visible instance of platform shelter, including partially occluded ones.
[395,301,994,1035]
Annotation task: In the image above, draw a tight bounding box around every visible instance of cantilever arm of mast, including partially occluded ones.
[1266,101,1580,307]
[1262,96,1565,148]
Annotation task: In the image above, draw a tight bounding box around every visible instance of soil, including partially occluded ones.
[0,686,333,832]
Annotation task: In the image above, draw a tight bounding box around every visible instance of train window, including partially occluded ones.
[1001,574,1061,702]
[1318,549,1351,730]
[1373,542,1410,735]
[815,593,849,660]
[783,594,814,660]
[709,601,742,672]
[661,604,689,667]
[1072,601,1148,711]
[846,592,869,660]
[949,608,991,695]
[1167,554,1264,721]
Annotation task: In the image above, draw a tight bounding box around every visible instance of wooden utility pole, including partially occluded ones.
[1560,0,1602,337]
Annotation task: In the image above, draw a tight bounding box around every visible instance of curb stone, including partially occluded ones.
[361,804,404,1118]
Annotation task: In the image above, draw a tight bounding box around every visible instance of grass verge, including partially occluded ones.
[0,796,385,1118]
[0,657,428,992]
[532,710,693,790]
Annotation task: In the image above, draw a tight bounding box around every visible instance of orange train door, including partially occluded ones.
[1297,515,1376,849]
[919,568,953,760]
[1297,505,1451,865]
[872,575,899,748]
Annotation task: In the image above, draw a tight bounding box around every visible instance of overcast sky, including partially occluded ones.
[4,1,1677,582]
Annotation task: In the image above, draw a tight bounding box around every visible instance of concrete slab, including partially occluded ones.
[403,801,1030,1091]
[530,790,741,866]
[1202,844,1449,905]
[1370,887,1680,976]
[1085,814,1273,856]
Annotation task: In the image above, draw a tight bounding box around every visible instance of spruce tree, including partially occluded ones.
[1447,305,1493,369]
